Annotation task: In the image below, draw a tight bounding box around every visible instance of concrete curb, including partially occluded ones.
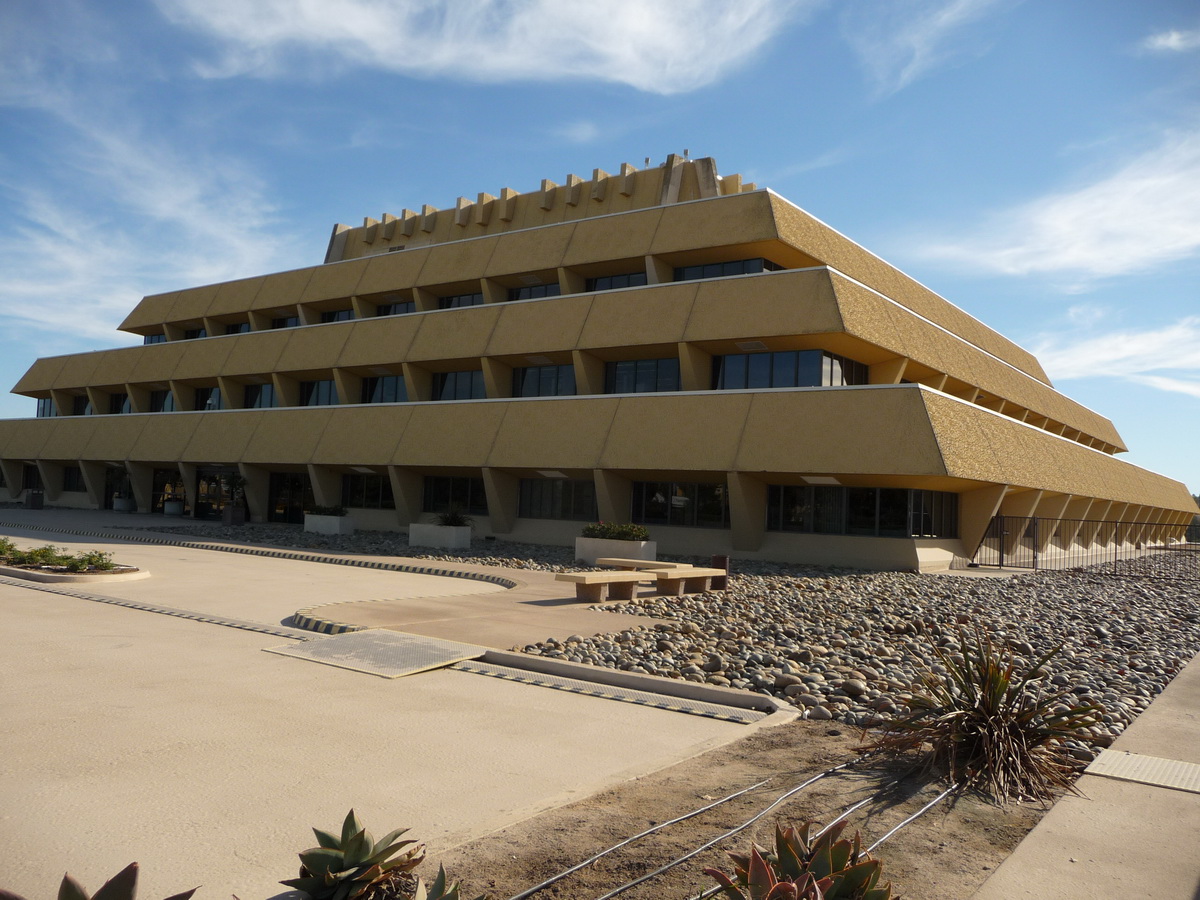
[0,563,149,583]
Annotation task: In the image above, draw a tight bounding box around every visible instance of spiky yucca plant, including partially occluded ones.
[409,865,483,900]
[705,821,892,900]
[0,862,197,900]
[860,626,1102,802]
[281,810,425,900]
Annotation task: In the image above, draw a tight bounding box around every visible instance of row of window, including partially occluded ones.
[33,350,870,416]
[140,257,784,343]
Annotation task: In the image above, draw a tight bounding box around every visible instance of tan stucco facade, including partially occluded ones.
[2,156,1194,568]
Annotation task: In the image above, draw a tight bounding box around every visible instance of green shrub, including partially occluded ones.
[0,536,16,560]
[859,626,1102,802]
[580,521,650,541]
[21,544,72,567]
[66,550,115,572]
[433,509,473,527]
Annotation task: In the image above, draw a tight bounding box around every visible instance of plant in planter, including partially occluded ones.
[305,505,355,535]
[408,509,473,550]
[575,521,655,564]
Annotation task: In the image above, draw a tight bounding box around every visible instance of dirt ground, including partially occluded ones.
[432,719,1045,900]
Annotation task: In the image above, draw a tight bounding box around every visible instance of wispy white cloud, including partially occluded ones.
[922,130,1200,281]
[840,0,1014,96]
[153,0,814,95]
[1141,27,1200,53]
[555,120,600,144]
[1032,317,1200,402]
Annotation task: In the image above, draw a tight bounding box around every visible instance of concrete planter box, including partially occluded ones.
[409,523,471,549]
[163,500,185,517]
[112,497,136,512]
[305,513,355,535]
[575,537,656,564]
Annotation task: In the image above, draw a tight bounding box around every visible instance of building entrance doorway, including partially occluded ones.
[269,472,312,524]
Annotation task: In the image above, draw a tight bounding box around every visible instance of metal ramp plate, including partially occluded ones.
[1087,749,1200,794]
[264,630,485,678]
[452,660,768,725]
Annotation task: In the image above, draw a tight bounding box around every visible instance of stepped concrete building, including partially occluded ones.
[1,156,1195,569]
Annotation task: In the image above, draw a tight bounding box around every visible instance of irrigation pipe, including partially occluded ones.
[504,779,771,900]
[865,783,956,853]
[592,760,860,900]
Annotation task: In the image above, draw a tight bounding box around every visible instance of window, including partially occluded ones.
[108,393,131,415]
[23,465,43,491]
[422,476,487,515]
[519,478,597,521]
[320,309,355,323]
[271,315,300,329]
[149,389,175,412]
[143,333,166,344]
[376,301,415,316]
[438,292,484,309]
[342,472,395,509]
[360,375,407,404]
[299,379,337,406]
[195,387,223,411]
[765,486,958,538]
[632,481,730,529]
[507,283,561,301]
[586,272,648,292]
[243,383,276,409]
[432,370,485,401]
[225,322,251,335]
[604,358,680,394]
[36,397,55,418]
[183,327,207,340]
[712,350,868,390]
[63,466,86,493]
[674,258,782,282]
[512,364,576,397]
[71,395,92,416]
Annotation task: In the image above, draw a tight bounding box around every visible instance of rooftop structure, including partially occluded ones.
[1,155,1194,569]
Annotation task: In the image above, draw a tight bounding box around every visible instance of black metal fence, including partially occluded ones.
[973,515,1199,575]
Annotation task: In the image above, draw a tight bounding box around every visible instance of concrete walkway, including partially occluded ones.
[972,647,1200,899]
[0,512,757,900]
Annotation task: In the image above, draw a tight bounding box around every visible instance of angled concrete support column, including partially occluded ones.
[177,462,197,515]
[389,466,423,526]
[36,461,64,502]
[645,255,673,285]
[332,369,362,407]
[999,489,1043,557]
[1058,497,1094,549]
[481,358,513,399]
[728,472,767,552]
[869,357,909,385]
[402,363,432,402]
[79,460,107,509]
[594,469,632,524]
[308,464,341,508]
[482,468,519,534]
[126,461,154,514]
[678,343,713,392]
[572,350,605,395]
[1033,493,1073,554]
[0,460,22,500]
[958,483,1009,559]
[217,376,243,409]
[238,463,270,524]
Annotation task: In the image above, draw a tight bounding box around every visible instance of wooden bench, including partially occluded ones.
[654,566,729,596]
[594,558,694,571]
[554,571,646,602]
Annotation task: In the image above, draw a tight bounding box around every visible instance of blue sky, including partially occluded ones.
[1,0,1198,493]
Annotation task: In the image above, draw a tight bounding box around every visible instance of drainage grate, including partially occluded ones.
[264,629,486,678]
[451,661,767,725]
[1087,749,1200,794]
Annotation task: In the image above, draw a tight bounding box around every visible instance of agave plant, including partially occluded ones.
[705,821,892,900]
[0,862,197,900]
[281,810,425,900]
[409,865,483,900]
[860,626,1102,802]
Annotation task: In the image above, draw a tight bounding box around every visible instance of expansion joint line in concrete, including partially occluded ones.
[0,575,310,639]
[0,520,520,595]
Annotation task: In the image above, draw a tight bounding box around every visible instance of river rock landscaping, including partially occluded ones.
[141,524,1199,758]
